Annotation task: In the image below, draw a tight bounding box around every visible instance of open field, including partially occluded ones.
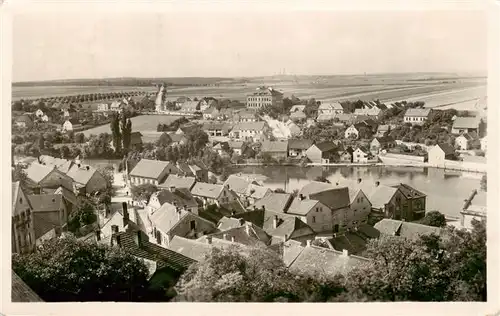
[11,86,156,100]
[82,115,181,137]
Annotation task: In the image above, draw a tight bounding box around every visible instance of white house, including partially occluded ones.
[35,109,44,118]
[97,103,110,112]
[229,122,268,143]
[352,147,371,163]
[428,143,456,165]
[63,110,70,118]
[62,120,73,132]
[318,102,344,115]
[40,114,49,122]
[454,133,474,150]
[344,125,359,139]
[480,136,487,152]
[403,108,431,125]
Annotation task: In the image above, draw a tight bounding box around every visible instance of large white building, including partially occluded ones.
[246,86,283,110]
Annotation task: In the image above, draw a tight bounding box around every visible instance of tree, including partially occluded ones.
[110,113,122,154]
[75,132,86,143]
[480,174,487,192]
[156,132,172,147]
[418,211,446,227]
[60,145,71,159]
[68,196,98,232]
[12,164,28,184]
[175,246,304,302]
[130,183,158,202]
[12,236,151,301]
[121,114,132,154]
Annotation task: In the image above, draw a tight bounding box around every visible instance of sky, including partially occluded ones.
[12,9,488,82]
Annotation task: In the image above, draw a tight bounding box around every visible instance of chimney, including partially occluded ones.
[306,240,311,247]
[342,249,349,257]
[299,194,304,200]
[134,230,143,247]
[206,236,212,244]
[177,209,182,221]
[238,218,245,226]
[86,166,90,171]
[273,215,278,229]
[375,181,380,187]
[231,236,235,242]
[116,235,122,247]
[357,178,362,183]
[169,186,175,192]
[122,206,129,228]
[78,164,81,168]
[284,234,288,241]
[262,205,266,211]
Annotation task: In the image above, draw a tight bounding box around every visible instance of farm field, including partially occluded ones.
[11,85,156,100]
[82,115,181,137]
[392,86,487,108]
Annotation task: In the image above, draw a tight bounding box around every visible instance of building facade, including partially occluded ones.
[246,86,283,110]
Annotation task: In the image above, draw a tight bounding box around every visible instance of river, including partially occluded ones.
[83,159,483,219]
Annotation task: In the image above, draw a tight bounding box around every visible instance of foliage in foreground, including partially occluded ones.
[12,236,151,301]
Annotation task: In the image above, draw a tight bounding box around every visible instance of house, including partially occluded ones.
[480,136,487,151]
[65,163,107,194]
[223,175,259,197]
[199,221,271,247]
[370,136,395,155]
[175,96,191,108]
[168,133,188,146]
[175,124,198,135]
[15,115,33,129]
[290,105,306,113]
[24,163,74,192]
[316,113,337,123]
[62,120,73,132]
[229,121,269,143]
[287,243,370,278]
[285,120,301,137]
[344,124,359,139]
[11,271,44,302]
[451,116,484,136]
[288,139,313,158]
[246,86,284,110]
[391,183,426,221]
[428,143,456,165]
[180,101,200,113]
[37,155,74,173]
[168,235,250,262]
[234,209,316,244]
[175,162,208,183]
[110,230,196,296]
[353,107,382,119]
[346,188,372,228]
[305,141,339,164]
[374,219,441,240]
[313,224,380,255]
[454,133,475,150]
[203,122,231,137]
[158,174,196,191]
[148,187,199,215]
[298,184,351,233]
[228,141,253,157]
[203,107,220,120]
[149,202,217,246]
[190,182,237,207]
[403,108,431,125]
[35,109,44,117]
[12,182,35,254]
[339,147,354,163]
[318,102,343,115]
[28,194,69,245]
[236,110,259,122]
[375,124,391,137]
[129,159,180,186]
[213,141,230,157]
[286,195,333,233]
[252,192,293,214]
[260,140,288,160]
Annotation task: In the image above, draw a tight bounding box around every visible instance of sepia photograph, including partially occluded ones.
[1,0,498,313]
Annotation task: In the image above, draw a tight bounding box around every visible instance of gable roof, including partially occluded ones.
[436,143,456,155]
[368,185,399,209]
[129,159,172,180]
[298,181,335,197]
[315,141,338,153]
[228,141,244,149]
[452,116,481,129]
[288,139,313,150]
[286,198,320,216]
[253,192,293,213]
[288,245,370,278]
[154,188,198,209]
[168,133,188,143]
[150,203,214,235]
[159,174,196,190]
[168,235,248,262]
[66,164,99,186]
[231,121,267,132]
[28,194,64,212]
[374,219,441,240]
[11,271,44,302]
[25,163,55,183]
[392,183,426,199]
[224,175,255,195]
[198,223,271,246]
[372,136,395,144]
[115,231,196,272]
[404,108,431,117]
[309,187,350,210]
[190,182,224,199]
[261,140,288,153]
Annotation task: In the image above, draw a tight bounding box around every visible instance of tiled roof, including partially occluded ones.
[149,204,188,235]
[11,271,44,302]
[42,185,77,206]
[377,124,390,132]
[436,143,456,155]
[286,198,320,216]
[319,102,343,111]
[315,141,338,153]
[282,240,305,267]
[224,175,255,195]
[288,245,370,278]
[198,223,271,246]
[298,181,336,197]
[368,185,398,209]
[373,136,395,144]
[246,184,271,199]
[253,192,293,213]
[28,194,64,212]
[317,114,337,122]
[32,212,59,239]
[309,187,350,210]
[25,163,54,183]
[168,235,247,262]
[231,121,267,132]
[190,182,223,199]
[38,155,74,173]
[288,139,313,150]
[115,231,196,271]
[398,221,442,240]
[154,188,198,209]
[261,141,288,153]
[217,216,245,231]
[129,159,172,180]
[392,183,426,199]
[159,174,196,190]
[452,116,481,129]
[404,108,431,117]
[374,219,402,236]
[66,164,99,186]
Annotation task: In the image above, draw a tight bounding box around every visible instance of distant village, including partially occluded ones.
[11,84,487,302]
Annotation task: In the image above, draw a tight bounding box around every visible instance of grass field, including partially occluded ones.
[82,115,181,137]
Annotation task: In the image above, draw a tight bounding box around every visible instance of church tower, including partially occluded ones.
[155,83,167,112]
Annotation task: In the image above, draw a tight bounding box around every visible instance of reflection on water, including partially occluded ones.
[229,165,483,218]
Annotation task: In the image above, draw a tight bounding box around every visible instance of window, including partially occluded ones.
[312,216,316,223]
[190,220,196,230]
[19,197,23,204]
